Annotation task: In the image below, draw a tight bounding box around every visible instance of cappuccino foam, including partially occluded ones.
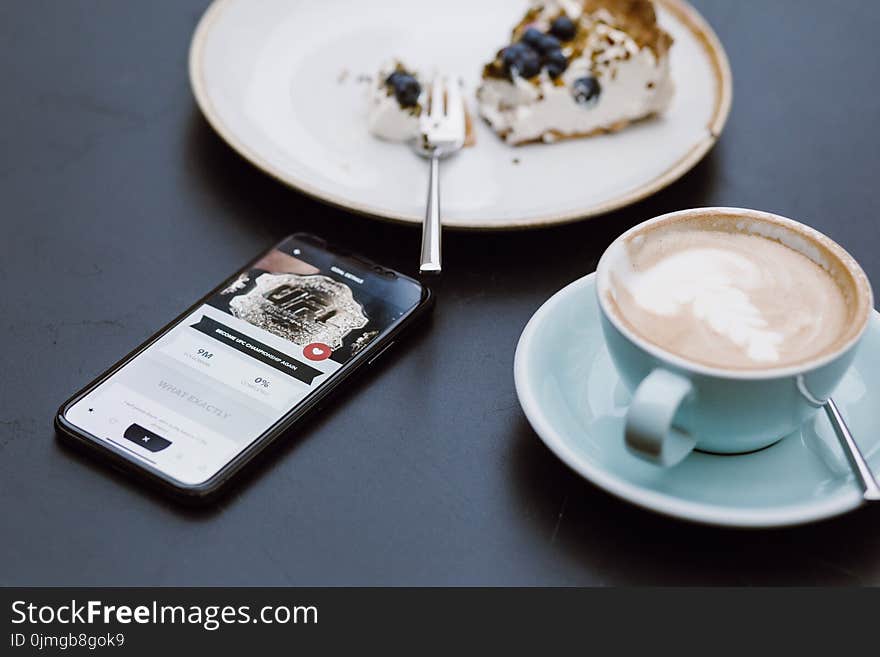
[607,224,855,369]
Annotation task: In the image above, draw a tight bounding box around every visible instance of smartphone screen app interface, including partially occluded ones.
[65,237,422,485]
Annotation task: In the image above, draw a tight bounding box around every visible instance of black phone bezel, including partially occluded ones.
[54,233,433,504]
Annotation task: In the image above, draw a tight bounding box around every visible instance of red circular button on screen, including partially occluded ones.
[303,342,332,361]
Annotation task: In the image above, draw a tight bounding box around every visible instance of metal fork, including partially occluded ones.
[412,75,466,274]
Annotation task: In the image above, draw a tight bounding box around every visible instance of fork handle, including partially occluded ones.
[420,152,442,273]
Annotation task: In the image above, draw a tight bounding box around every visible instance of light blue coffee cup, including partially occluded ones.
[595,208,873,467]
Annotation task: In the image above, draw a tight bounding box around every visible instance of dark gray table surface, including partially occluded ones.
[2,0,880,586]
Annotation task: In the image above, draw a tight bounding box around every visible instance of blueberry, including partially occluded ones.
[521,27,560,55]
[572,75,601,107]
[550,15,577,41]
[501,43,526,72]
[521,27,544,49]
[502,42,541,78]
[535,33,561,54]
[386,71,421,108]
[501,42,528,62]
[543,48,568,78]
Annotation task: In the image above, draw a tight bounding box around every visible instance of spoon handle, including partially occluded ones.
[824,399,880,501]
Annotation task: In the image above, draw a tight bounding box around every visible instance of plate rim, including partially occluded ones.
[513,273,866,528]
[189,0,733,230]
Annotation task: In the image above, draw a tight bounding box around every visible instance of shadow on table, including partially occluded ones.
[509,413,880,585]
[183,108,725,282]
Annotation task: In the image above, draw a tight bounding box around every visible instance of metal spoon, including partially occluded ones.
[823,398,880,501]
[798,375,880,501]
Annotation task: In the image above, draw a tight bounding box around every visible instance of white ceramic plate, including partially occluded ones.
[190,0,731,229]
[514,274,880,528]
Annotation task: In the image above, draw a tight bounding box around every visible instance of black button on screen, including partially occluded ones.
[123,423,172,453]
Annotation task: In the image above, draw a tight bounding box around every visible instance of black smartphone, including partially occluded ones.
[55,233,433,502]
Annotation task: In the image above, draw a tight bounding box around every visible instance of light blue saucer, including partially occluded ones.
[514,273,880,528]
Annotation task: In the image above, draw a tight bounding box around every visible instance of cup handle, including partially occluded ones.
[625,369,696,467]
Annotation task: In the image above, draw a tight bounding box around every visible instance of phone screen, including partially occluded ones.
[63,236,424,487]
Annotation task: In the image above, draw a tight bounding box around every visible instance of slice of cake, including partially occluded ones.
[367,61,424,141]
[476,0,674,145]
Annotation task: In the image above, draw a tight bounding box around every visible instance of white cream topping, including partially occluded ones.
[367,62,422,142]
